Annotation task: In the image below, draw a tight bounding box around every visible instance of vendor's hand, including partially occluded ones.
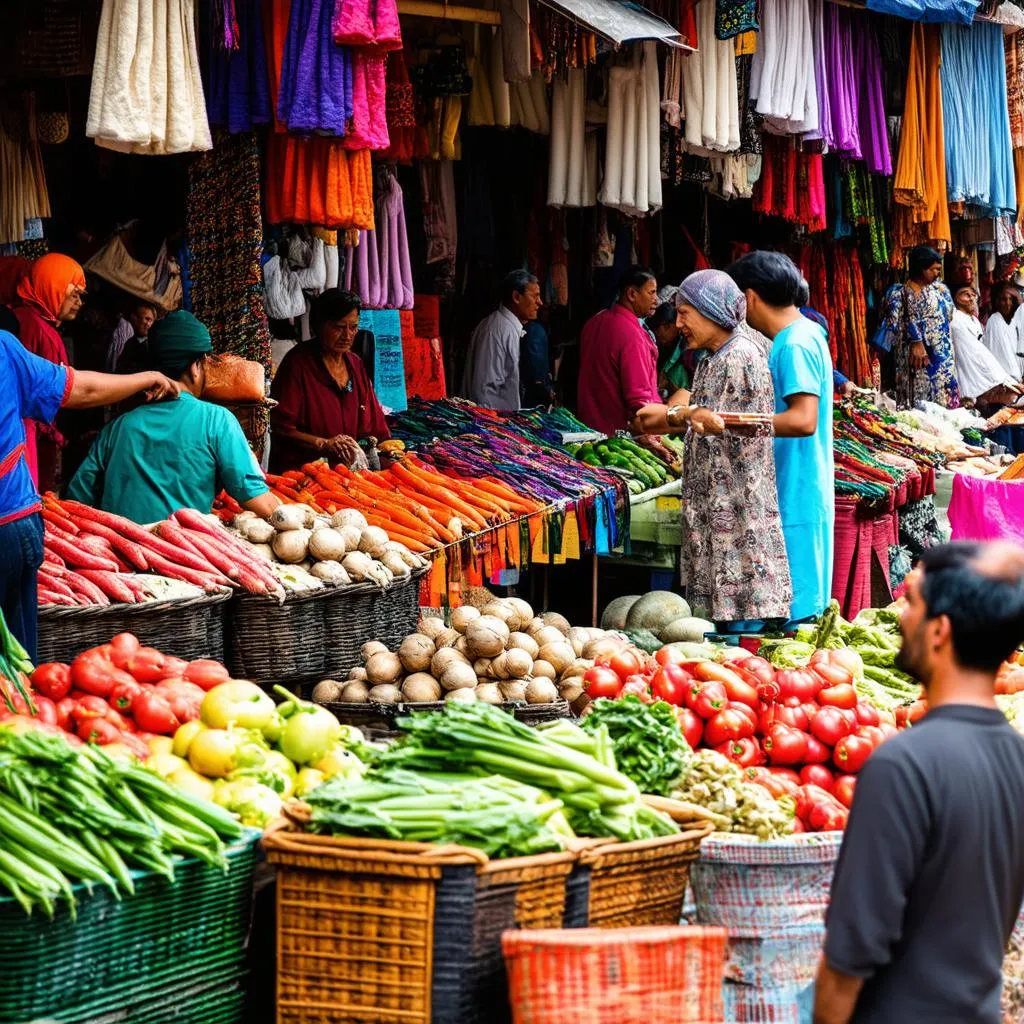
[143,373,181,401]
[689,408,725,436]
[909,342,930,371]
[323,434,361,464]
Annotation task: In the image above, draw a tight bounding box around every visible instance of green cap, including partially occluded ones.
[148,310,213,378]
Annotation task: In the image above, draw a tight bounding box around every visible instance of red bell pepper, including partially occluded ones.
[802,735,832,765]
[832,774,857,808]
[675,707,703,748]
[110,679,143,714]
[853,702,880,727]
[775,668,821,703]
[77,717,122,745]
[764,723,809,765]
[810,706,853,747]
[131,692,181,735]
[704,707,755,747]
[685,680,728,720]
[715,736,763,768]
[799,764,834,791]
[651,664,689,706]
[833,734,874,773]
[29,663,71,702]
[817,682,858,710]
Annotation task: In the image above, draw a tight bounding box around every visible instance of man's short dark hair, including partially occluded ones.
[647,302,677,330]
[501,270,538,305]
[919,542,1024,672]
[311,288,362,334]
[727,251,807,308]
[618,265,656,296]
[132,300,158,315]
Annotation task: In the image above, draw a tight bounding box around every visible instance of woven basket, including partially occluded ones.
[262,822,578,1024]
[572,825,713,929]
[501,925,728,1023]
[37,589,231,664]
[0,831,260,1024]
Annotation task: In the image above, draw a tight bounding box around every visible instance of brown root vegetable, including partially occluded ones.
[506,597,535,631]
[417,617,447,640]
[472,658,493,678]
[450,605,481,634]
[365,651,403,685]
[454,636,471,657]
[499,680,528,702]
[532,660,557,680]
[440,661,478,691]
[567,627,593,657]
[537,642,574,675]
[504,648,534,679]
[560,658,593,681]
[583,636,627,661]
[431,648,469,678]
[401,673,442,702]
[481,601,517,628]
[434,628,461,650]
[532,626,566,649]
[398,634,435,674]
[507,632,540,660]
[558,679,585,704]
[311,679,343,703]
[445,687,477,703]
[542,612,571,635]
[347,666,369,682]
[525,678,558,704]
[489,652,511,680]
[465,616,510,659]
[369,684,401,704]
[361,640,389,661]
[474,682,503,705]
[340,680,370,703]
[526,616,545,636]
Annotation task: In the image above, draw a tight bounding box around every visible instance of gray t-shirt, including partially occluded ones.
[825,704,1024,1022]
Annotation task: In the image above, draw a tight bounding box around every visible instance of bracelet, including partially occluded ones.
[666,405,683,428]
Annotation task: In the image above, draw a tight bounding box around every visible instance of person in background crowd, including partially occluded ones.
[647,300,691,400]
[462,270,542,411]
[728,251,835,625]
[68,311,278,525]
[0,321,179,660]
[950,285,1023,413]
[106,299,157,373]
[5,254,87,492]
[989,281,1024,382]
[875,245,959,409]
[270,289,390,473]
[520,305,554,409]
[814,541,1024,1024]
[578,266,664,435]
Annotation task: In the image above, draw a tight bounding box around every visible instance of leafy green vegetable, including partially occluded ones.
[578,697,690,797]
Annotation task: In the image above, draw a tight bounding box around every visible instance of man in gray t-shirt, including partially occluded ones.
[815,541,1024,1024]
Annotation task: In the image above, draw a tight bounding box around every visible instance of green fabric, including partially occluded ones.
[662,344,691,392]
[148,311,213,378]
[66,393,268,524]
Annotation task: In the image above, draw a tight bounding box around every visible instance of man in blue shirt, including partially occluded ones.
[0,328,179,658]
[728,252,835,623]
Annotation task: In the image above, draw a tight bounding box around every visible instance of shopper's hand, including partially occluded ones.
[324,434,361,464]
[143,373,181,401]
[689,408,725,436]
[909,342,930,371]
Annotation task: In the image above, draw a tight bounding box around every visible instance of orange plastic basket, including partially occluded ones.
[501,925,728,1024]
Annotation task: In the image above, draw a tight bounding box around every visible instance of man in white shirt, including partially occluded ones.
[988,282,1024,381]
[951,286,1023,410]
[461,270,542,411]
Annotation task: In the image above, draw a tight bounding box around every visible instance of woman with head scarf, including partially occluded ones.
[635,270,792,624]
[874,245,959,409]
[7,254,88,491]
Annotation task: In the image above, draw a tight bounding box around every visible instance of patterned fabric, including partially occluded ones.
[680,332,792,622]
[677,268,746,329]
[1006,31,1024,150]
[715,0,758,40]
[878,281,960,409]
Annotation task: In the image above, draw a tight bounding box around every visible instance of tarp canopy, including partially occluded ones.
[534,0,689,47]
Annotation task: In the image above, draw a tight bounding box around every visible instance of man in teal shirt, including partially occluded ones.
[68,312,279,524]
[728,252,835,624]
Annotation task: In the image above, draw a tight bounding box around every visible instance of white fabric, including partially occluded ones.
[750,0,818,136]
[681,0,739,155]
[952,309,1017,400]
[324,244,340,290]
[548,69,595,207]
[662,48,683,128]
[993,305,1024,378]
[87,0,212,155]
[709,153,763,199]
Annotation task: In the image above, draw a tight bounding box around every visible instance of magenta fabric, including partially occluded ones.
[831,499,896,620]
[949,474,1024,543]
[577,303,660,435]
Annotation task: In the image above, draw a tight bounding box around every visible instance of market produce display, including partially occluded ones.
[600,591,714,653]
[566,435,682,494]
[0,725,243,917]
[322,595,640,709]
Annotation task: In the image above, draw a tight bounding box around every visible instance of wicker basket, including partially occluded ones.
[0,831,260,1024]
[572,825,714,929]
[262,823,578,1024]
[37,589,232,664]
[501,925,728,1023]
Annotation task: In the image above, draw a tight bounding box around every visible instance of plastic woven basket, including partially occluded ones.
[501,925,728,1023]
[0,831,261,1024]
[262,822,578,1024]
[571,825,713,929]
[36,588,232,664]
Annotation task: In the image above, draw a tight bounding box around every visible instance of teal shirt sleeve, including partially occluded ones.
[66,427,112,507]
[211,409,269,504]
[775,340,824,403]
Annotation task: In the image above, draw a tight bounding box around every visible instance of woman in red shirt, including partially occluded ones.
[269,289,389,474]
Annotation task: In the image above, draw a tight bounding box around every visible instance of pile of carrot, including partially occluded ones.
[215,456,543,552]
[40,496,285,607]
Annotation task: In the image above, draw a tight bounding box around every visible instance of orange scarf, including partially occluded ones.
[15,253,85,322]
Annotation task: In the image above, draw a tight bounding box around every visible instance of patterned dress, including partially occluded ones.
[878,281,960,409]
[680,332,793,622]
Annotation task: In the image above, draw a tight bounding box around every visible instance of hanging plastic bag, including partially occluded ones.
[865,0,978,26]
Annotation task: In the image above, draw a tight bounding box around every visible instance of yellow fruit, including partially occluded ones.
[172,720,207,759]
[188,729,240,778]
[145,752,188,778]
[168,766,216,802]
[147,735,174,757]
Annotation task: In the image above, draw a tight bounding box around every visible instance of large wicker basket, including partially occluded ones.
[37,589,232,664]
[262,822,578,1024]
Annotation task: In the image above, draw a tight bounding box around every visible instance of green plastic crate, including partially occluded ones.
[0,831,261,1024]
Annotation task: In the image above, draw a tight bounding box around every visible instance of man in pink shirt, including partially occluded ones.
[577,267,663,435]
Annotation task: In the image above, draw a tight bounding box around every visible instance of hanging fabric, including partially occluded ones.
[205,0,272,133]
[332,0,402,50]
[345,51,391,150]
[547,69,597,207]
[0,94,51,246]
[681,0,740,154]
[865,0,979,26]
[87,0,212,154]
[750,0,818,136]
[715,0,758,39]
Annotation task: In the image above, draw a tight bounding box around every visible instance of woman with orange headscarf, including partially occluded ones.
[8,254,87,491]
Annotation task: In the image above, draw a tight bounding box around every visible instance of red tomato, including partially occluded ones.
[775,668,821,703]
[856,725,885,749]
[894,705,909,728]
[739,656,775,686]
[853,702,880,727]
[30,695,57,727]
[817,682,858,710]
[108,632,141,668]
[808,800,848,832]
[161,657,190,679]
[760,700,809,734]
[117,733,151,759]
[675,707,703,748]
[809,651,854,688]
[104,708,134,733]
[833,734,874,773]
[29,663,71,701]
[608,649,643,682]
[650,664,689,706]
[70,652,135,699]
[125,648,171,685]
[795,784,833,820]
[685,680,728,720]
[908,699,928,723]
[131,692,181,736]
[728,701,759,730]
[802,735,832,765]
[72,695,111,724]
[715,736,763,768]
[800,764,834,791]
[832,774,857,808]
[764,724,809,765]
[584,666,622,700]
[704,708,755,747]
[747,770,791,800]
[767,767,802,786]
[55,696,76,733]
[810,706,853,747]
[109,679,143,713]
[183,659,231,691]
[77,717,122,745]
[619,679,652,703]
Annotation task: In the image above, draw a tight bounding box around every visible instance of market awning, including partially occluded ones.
[533,0,690,48]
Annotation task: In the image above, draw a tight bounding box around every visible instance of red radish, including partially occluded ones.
[44,535,121,573]
[77,569,138,604]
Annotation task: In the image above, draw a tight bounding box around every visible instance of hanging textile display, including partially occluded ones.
[345,51,390,150]
[547,69,597,207]
[1007,32,1024,151]
[750,0,818,136]
[382,50,417,163]
[205,0,272,133]
[680,0,740,154]
[753,136,826,232]
[716,0,758,40]
[599,41,662,217]
[0,94,51,246]
[332,0,402,49]
[891,23,950,261]
[87,0,212,154]
[187,132,272,370]
[940,21,1016,218]
[264,135,375,229]
[277,0,353,135]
